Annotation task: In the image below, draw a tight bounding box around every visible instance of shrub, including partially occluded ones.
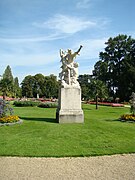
[0,99,13,117]
[130,92,135,115]
[38,102,58,108]
[13,101,40,107]
[0,99,19,123]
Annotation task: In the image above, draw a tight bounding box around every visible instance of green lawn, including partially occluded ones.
[0,104,135,157]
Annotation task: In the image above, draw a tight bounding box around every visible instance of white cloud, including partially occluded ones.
[76,0,91,9]
[34,14,97,34]
[0,33,67,43]
[0,14,97,43]
[0,14,109,44]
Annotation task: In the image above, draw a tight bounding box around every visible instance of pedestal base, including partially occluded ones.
[56,110,84,123]
[56,87,84,123]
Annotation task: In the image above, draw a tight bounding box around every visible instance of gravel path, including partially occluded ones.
[0,154,135,180]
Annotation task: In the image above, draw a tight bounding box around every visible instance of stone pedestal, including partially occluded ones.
[56,86,84,123]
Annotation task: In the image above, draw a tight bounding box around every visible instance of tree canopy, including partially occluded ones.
[78,74,108,103]
[93,34,135,101]
[0,65,14,98]
[3,65,14,82]
[21,74,59,98]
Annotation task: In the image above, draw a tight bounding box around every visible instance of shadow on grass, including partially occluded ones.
[83,108,93,110]
[20,117,57,123]
[105,119,135,123]
[105,119,121,122]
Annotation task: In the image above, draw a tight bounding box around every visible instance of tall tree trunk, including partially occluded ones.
[96,95,98,109]
[3,92,6,100]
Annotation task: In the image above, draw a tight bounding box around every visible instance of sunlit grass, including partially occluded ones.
[0,104,134,157]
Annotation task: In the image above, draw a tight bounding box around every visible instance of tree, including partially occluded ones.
[44,74,59,98]
[3,65,14,82]
[89,79,108,109]
[14,77,21,98]
[93,34,135,101]
[2,65,14,97]
[0,66,21,98]
[33,74,46,98]
[21,74,59,98]
[78,74,92,100]
[0,78,12,99]
[21,75,36,98]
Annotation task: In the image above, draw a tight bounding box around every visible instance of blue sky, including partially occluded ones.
[0,0,135,83]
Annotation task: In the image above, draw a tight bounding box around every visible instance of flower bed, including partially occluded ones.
[111,103,124,107]
[0,115,19,123]
[0,119,23,126]
[88,102,124,107]
[120,114,135,122]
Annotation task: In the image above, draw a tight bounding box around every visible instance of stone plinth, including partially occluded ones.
[56,86,84,123]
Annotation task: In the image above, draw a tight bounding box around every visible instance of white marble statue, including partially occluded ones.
[59,45,83,87]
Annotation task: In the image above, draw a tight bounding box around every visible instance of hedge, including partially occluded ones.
[13,101,40,107]
[38,102,58,108]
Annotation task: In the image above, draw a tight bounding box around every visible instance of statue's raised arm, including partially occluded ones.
[76,45,83,55]
[72,45,83,59]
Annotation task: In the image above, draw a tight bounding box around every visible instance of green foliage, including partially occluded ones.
[0,105,135,157]
[89,79,109,109]
[38,102,58,108]
[78,75,109,104]
[44,74,59,98]
[0,65,21,99]
[21,75,35,98]
[21,74,59,98]
[2,65,14,97]
[0,99,13,117]
[0,78,13,99]
[34,74,46,97]
[78,74,92,100]
[90,79,108,99]
[93,34,135,101]
[0,99,19,123]
[13,77,21,98]
[3,65,14,82]
[13,101,40,107]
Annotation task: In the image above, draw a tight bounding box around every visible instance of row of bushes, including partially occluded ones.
[38,102,58,108]
[13,101,40,107]
[13,101,58,108]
